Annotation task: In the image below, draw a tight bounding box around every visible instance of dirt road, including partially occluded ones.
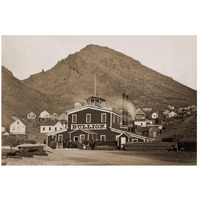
[3,149,192,165]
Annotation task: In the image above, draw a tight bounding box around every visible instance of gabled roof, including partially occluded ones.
[40,110,50,115]
[10,118,26,126]
[27,112,36,115]
[46,128,68,136]
[66,105,121,116]
[111,128,155,141]
[152,112,158,115]
[69,129,98,135]
[3,131,10,136]
[135,108,145,115]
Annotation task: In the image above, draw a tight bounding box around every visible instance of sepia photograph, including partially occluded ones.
[1,36,197,166]
[1,1,200,200]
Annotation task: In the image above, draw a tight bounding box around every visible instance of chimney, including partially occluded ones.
[122,93,128,125]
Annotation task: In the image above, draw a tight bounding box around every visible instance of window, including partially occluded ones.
[74,136,79,142]
[115,135,120,141]
[113,115,115,123]
[43,127,45,131]
[101,113,107,122]
[132,139,138,142]
[55,127,57,131]
[86,114,91,123]
[72,114,77,123]
[80,134,85,142]
[58,134,63,142]
[100,135,106,141]
[49,127,51,131]
[17,121,19,125]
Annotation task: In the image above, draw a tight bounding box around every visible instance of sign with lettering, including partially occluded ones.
[71,124,107,130]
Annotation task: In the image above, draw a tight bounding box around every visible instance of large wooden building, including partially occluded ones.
[47,96,155,146]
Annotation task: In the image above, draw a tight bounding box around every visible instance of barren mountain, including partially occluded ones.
[22,44,196,110]
[2,66,57,127]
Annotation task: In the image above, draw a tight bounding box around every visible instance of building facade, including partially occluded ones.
[47,96,156,146]
[40,121,63,133]
[10,119,26,134]
[27,112,36,120]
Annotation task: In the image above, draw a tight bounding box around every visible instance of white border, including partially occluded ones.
[0,1,199,200]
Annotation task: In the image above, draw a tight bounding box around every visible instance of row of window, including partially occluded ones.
[73,135,106,142]
[72,113,120,124]
[112,115,120,124]
[72,113,107,123]
[42,127,62,131]
[12,126,25,130]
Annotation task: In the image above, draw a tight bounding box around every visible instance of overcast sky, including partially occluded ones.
[2,35,197,90]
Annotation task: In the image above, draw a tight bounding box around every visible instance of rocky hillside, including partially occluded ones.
[22,44,196,110]
[2,66,58,127]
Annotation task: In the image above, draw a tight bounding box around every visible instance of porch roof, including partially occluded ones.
[69,129,98,135]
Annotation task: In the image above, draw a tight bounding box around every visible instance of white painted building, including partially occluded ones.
[27,112,36,120]
[134,119,147,127]
[10,119,26,134]
[3,131,10,136]
[169,111,177,118]
[151,112,158,119]
[39,110,51,120]
[2,127,6,132]
[168,105,175,110]
[40,121,64,133]
[163,109,170,115]
[135,108,146,119]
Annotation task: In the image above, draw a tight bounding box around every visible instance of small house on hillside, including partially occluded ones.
[190,105,197,111]
[39,110,51,121]
[135,108,146,120]
[142,108,152,112]
[3,131,10,136]
[27,112,36,120]
[168,105,175,110]
[10,119,26,134]
[149,127,158,138]
[168,111,177,118]
[51,113,58,120]
[2,127,6,132]
[134,119,147,127]
[163,109,170,116]
[151,112,158,119]
[58,113,68,122]
[40,121,64,133]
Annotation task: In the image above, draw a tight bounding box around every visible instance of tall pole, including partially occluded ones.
[94,74,96,96]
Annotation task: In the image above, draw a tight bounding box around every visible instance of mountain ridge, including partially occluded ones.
[2,66,58,127]
[2,44,197,127]
[22,44,196,110]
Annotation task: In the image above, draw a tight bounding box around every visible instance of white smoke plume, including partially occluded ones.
[108,98,136,120]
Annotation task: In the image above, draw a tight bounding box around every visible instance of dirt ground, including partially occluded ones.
[2,149,197,166]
